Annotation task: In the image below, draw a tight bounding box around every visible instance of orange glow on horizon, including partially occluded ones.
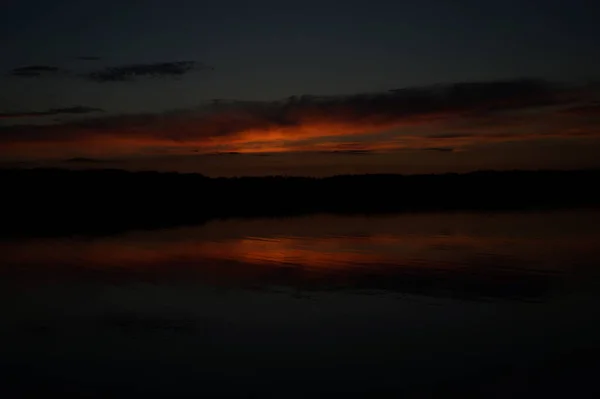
[1,107,599,161]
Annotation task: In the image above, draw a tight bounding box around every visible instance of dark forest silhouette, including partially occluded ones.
[2,168,600,237]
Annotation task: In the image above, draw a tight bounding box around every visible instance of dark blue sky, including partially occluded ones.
[1,0,599,175]
[2,0,599,108]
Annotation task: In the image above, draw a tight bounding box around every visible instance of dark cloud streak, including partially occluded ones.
[63,157,108,164]
[7,60,212,82]
[0,106,104,119]
[320,150,374,155]
[422,147,456,152]
[87,61,213,82]
[426,133,472,139]
[8,65,67,78]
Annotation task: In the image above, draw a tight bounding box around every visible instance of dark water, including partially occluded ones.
[1,210,600,397]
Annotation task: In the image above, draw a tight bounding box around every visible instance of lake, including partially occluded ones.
[1,209,600,397]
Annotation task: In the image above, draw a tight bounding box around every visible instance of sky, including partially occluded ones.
[1,0,600,176]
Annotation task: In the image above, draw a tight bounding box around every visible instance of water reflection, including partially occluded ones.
[2,210,599,301]
[1,210,600,396]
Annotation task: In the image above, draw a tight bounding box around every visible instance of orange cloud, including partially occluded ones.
[1,78,598,160]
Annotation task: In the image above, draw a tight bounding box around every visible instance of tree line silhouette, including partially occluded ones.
[2,168,599,237]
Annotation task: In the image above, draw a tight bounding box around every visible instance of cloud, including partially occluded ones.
[8,65,67,78]
[426,133,472,139]
[205,151,242,156]
[0,78,598,158]
[323,150,373,155]
[7,59,212,81]
[422,147,456,152]
[87,61,213,82]
[62,157,108,164]
[0,106,104,119]
[558,103,600,116]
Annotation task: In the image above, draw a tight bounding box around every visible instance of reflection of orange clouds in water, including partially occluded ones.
[2,232,598,275]
[0,236,399,270]
[197,237,395,269]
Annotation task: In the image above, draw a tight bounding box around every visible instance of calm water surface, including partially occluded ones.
[1,210,600,397]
